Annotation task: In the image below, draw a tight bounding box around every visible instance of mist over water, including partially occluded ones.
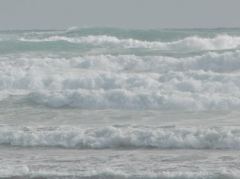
[1,27,240,178]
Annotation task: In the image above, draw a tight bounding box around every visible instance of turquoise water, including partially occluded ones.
[1,27,240,55]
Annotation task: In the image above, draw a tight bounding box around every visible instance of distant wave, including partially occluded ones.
[1,125,240,149]
[19,34,240,51]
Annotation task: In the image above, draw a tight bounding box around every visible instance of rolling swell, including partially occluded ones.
[19,34,240,51]
[2,32,240,55]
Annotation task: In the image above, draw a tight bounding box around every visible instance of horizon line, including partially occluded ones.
[1,26,240,32]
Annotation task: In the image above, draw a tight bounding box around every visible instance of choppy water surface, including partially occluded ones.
[1,27,240,178]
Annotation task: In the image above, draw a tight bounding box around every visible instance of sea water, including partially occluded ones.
[1,27,240,178]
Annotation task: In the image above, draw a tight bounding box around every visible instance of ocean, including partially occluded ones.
[1,27,240,178]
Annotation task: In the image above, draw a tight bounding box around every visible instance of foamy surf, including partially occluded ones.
[0,125,239,149]
[19,34,240,51]
[1,28,240,178]
[0,149,240,179]
[1,51,240,110]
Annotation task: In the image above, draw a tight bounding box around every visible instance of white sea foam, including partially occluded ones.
[28,89,240,110]
[1,51,240,110]
[0,125,240,149]
[19,34,240,51]
[3,29,240,179]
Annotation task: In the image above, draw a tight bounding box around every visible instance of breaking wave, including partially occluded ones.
[28,89,240,110]
[1,125,240,149]
[3,29,240,110]
[2,28,240,179]
[1,51,240,110]
[19,34,240,51]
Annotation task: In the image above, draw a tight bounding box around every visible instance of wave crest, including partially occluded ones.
[19,34,240,51]
[2,51,240,110]
[1,125,240,149]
